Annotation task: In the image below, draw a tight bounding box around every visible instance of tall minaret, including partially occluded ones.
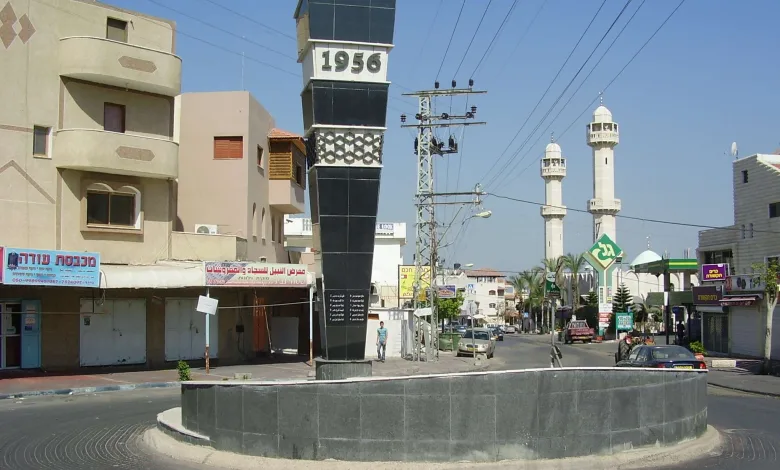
[587,95,621,242]
[541,134,567,260]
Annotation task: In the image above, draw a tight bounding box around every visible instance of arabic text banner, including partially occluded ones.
[398,265,430,299]
[204,262,309,287]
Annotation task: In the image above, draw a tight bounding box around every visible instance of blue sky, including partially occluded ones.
[111,0,780,272]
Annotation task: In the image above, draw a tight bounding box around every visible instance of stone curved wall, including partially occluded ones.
[178,368,707,462]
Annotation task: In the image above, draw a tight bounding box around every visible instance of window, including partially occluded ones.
[749,223,754,238]
[770,202,780,218]
[261,208,266,240]
[257,145,264,167]
[742,170,748,183]
[489,303,496,309]
[214,136,243,159]
[106,18,128,42]
[252,203,258,239]
[741,224,746,239]
[271,215,277,242]
[85,184,140,229]
[33,126,50,156]
[104,103,125,133]
[295,164,304,186]
[497,289,505,296]
[488,290,496,296]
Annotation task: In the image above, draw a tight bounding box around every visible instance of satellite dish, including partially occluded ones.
[730,142,738,158]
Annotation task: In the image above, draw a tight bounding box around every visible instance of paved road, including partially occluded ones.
[0,336,777,469]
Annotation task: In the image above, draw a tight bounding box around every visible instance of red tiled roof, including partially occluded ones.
[463,268,504,278]
[268,128,302,140]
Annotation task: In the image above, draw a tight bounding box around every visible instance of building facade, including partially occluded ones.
[697,153,780,359]
[0,1,312,372]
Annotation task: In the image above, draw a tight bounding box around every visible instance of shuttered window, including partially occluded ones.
[106,18,128,42]
[214,137,244,159]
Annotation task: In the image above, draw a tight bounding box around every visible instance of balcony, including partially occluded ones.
[170,232,248,262]
[59,36,182,97]
[541,163,566,178]
[55,129,178,179]
[269,180,306,214]
[541,205,567,217]
[587,130,619,146]
[588,198,621,214]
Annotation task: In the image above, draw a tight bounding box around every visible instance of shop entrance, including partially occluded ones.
[1,302,22,369]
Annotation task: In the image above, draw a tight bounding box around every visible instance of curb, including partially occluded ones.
[707,381,780,398]
[0,381,178,400]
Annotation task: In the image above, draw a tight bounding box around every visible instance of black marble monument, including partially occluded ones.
[295,0,396,361]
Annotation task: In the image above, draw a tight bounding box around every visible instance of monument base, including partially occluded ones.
[315,357,372,380]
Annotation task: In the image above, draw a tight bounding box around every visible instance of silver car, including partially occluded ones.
[456,328,496,359]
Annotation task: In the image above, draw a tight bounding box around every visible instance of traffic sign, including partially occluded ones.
[616,312,633,331]
[545,272,556,282]
[587,233,623,270]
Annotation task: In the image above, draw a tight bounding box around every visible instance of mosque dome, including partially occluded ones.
[630,250,662,268]
[544,142,561,157]
[592,105,613,123]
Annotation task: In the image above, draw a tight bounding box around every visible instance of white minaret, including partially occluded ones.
[587,95,621,242]
[541,134,567,260]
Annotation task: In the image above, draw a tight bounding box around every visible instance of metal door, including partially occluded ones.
[703,313,728,354]
[730,307,762,357]
[112,299,146,365]
[164,298,217,361]
[79,299,146,366]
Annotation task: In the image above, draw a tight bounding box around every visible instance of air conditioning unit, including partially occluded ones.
[194,224,218,235]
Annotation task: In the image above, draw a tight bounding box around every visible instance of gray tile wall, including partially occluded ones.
[179,369,708,462]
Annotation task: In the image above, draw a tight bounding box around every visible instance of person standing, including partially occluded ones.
[676,320,686,345]
[376,321,388,362]
[616,333,633,363]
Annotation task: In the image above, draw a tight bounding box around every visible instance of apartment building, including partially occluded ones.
[438,268,506,324]
[697,153,780,358]
[0,1,312,372]
[174,91,306,262]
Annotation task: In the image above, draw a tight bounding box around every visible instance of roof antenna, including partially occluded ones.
[550,132,555,143]
[599,91,604,106]
[646,235,651,249]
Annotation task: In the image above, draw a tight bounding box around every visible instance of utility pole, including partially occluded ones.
[400,82,487,362]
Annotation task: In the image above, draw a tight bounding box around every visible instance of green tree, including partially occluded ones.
[609,284,632,334]
[436,291,465,323]
[563,252,587,309]
[751,260,779,374]
[632,295,661,335]
[508,274,528,307]
[586,290,598,308]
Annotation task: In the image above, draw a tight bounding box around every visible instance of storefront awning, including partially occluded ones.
[100,261,205,289]
[720,295,760,307]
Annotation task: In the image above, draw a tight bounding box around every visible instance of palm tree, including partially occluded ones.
[563,252,587,310]
[632,295,661,335]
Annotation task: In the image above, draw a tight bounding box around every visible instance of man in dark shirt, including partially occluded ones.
[617,333,633,363]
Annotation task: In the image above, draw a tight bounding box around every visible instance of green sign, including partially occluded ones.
[545,272,560,298]
[616,312,633,331]
[588,234,624,270]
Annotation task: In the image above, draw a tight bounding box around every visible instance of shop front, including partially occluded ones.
[1,246,100,370]
[693,284,728,354]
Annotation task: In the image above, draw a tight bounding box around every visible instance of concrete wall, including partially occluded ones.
[179,368,708,462]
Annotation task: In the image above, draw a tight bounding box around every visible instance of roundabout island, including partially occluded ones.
[151,367,718,467]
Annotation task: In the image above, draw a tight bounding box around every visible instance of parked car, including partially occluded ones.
[456,328,496,358]
[490,327,504,341]
[504,324,517,334]
[563,320,595,344]
[616,345,707,370]
[455,324,468,336]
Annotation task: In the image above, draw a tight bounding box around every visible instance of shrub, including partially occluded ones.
[177,360,192,381]
[688,341,706,355]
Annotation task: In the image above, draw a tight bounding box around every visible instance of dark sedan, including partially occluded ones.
[616,345,707,369]
[491,327,504,341]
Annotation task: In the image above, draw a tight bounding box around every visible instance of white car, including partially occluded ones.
[504,325,517,334]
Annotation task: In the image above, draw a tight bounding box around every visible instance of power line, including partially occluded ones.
[469,0,520,78]
[435,0,467,83]
[146,0,297,60]
[452,0,494,79]
[199,0,296,41]
[476,0,608,187]
[493,0,647,191]
[484,0,635,191]
[494,0,548,79]
[498,0,685,186]
[487,192,772,234]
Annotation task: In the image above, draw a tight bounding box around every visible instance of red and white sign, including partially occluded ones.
[204,262,309,288]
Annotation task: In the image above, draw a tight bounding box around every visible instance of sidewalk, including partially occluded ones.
[0,352,493,400]
[705,356,780,397]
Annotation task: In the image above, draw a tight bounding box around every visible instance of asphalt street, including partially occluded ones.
[0,334,776,469]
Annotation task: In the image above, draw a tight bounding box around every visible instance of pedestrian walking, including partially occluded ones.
[676,320,686,345]
[376,321,388,362]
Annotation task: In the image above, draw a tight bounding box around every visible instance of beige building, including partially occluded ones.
[174,91,306,263]
[0,1,311,372]
[697,152,780,359]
